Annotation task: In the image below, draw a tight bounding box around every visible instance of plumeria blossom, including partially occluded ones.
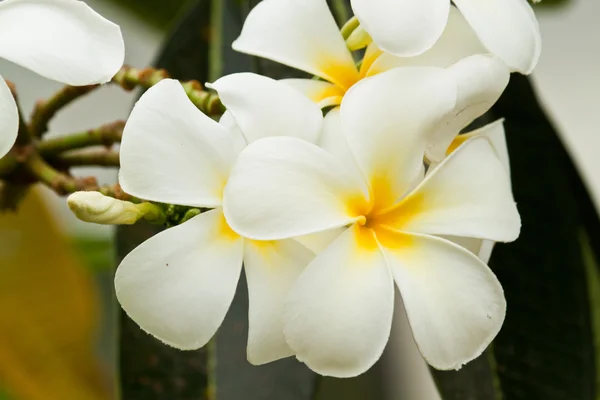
[350,0,541,74]
[0,0,125,158]
[233,0,510,164]
[233,0,509,113]
[223,67,521,377]
[115,73,325,365]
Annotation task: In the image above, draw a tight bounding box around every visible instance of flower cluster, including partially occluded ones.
[67,0,539,378]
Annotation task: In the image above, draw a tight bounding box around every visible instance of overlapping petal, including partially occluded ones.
[283,226,394,377]
[282,79,345,108]
[383,137,520,242]
[119,79,238,207]
[380,229,505,370]
[367,7,486,75]
[210,73,323,144]
[223,137,368,240]
[427,54,510,162]
[454,0,541,74]
[244,239,314,365]
[0,76,19,158]
[341,67,457,209]
[232,0,359,90]
[0,0,124,85]
[350,0,449,57]
[114,209,244,350]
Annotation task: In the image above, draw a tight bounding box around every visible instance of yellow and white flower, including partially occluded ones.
[350,0,541,74]
[114,73,323,365]
[0,0,124,158]
[223,67,521,377]
[234,0,509,112]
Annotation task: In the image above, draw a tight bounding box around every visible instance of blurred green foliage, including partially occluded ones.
[106,0,191,29]
[73,237,115,272]
[105,0,571,31]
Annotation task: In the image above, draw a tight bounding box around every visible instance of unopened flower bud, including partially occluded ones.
[346,25,372,51]
[67,191,163,225]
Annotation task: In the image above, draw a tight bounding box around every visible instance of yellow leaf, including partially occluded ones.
[0,187,110,400]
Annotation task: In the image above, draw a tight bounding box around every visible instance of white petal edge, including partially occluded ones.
[367,6,486,75]
[115,209,244,350]
[281,78,344,109]
[0,76,19,158]
[210,73,323,144]
[223,137,368,240]
[244,239,314,365]
[0,0,124,85]
[119,79,237,207]
[341,67,457,207]
[387,137,521,242]
[381,230,505,370]
[284,225,394,377]
[233,0,359,90]
[454,0,541,74]
[351,0,449,57]
[427,54,510,162]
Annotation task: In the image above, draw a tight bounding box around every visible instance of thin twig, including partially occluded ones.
[29,84,99,138]
[38,121,125,156]
[23,153,98,195]
[57,149,120,167]
[112,65,224,116]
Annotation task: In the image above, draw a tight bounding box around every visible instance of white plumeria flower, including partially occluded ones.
[115,73,324,365]
[0,0,125,158]
[223,67,521,377]
[350,0,541,74]
[234,0,509,113]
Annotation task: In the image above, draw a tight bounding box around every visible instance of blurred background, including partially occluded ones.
[0,0,597,399]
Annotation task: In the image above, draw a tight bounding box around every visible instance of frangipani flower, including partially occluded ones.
[233,0,509,113]
[223,67,521,377]
[115,73,324,365]
[0,0,125,158]
[350,0,541,74]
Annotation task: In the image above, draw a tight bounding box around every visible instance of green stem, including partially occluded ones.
[113,65,224,116]
[29,85,99,138]
[57,150,120,167]
[38,121,125,156]
[23,153,98,195]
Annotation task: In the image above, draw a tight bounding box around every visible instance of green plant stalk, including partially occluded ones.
[57,150,120,168]
[38,121,125,156]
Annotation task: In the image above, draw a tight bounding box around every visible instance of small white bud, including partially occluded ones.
[67,191,160,225]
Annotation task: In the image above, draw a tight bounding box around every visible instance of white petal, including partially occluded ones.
[318,108,361,176]
[115,209,244,350]
[381,230,505,370]
[224,137,368,241]
[244,239,314,365]
[0,76,18,158]
[367,6,486,75]
[284,226,394,377]
[210,73,323,144]
[294,228,346,254]
[442,236,496,264]
[384,137,520,242]
[454,0,541,74]
[218,111,248,155]
[282,78,344,108]
[351,0,449,57]
[427,54,510,162]
[468,119,510,175]
[341,67,457,209]
[232,0,359,90]
[0,0,124,85]
[119,79,237,207]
